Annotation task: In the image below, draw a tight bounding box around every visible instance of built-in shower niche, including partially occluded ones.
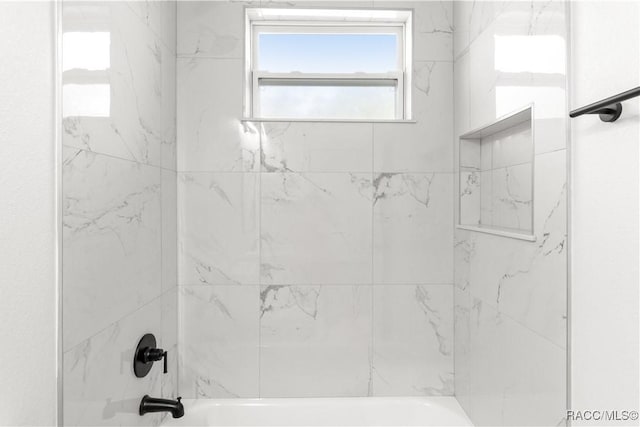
[458,106,535,241]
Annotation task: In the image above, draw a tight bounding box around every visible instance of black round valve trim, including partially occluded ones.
[134,333,167,378]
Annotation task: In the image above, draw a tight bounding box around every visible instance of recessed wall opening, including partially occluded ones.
[458,106,535,241]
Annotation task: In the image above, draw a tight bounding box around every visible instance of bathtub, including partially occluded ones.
[163,396,473,426]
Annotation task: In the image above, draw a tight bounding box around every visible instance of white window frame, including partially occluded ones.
[244,9,413,121]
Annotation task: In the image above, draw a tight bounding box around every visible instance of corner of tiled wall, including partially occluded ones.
[452,1,568,425]
[61,1,178,425]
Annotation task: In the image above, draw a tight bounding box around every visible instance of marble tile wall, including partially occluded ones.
[61,2,177,425]
[176,0,455,398]
[453,1,568,425]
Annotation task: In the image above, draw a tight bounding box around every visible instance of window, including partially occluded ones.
[245,8,412,120]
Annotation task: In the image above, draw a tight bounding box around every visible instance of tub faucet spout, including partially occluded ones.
[139,395,184,418]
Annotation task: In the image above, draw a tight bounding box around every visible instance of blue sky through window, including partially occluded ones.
[258,33,398,73]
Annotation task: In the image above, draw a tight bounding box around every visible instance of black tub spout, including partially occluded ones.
[139,395,184,418]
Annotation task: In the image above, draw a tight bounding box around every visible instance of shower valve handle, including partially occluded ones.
[143,348,168,373]
[134,334,168,378]
[143,347,165,363]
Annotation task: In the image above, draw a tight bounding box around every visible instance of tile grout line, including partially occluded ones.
[62,144,178,173]
[177,170,460,174]
[451,37,458,399]
[173,2,180,395]
[370,121,375,397]
[159,156,165,398]
[257,126,263,399]
[177,282,454,287]
[62,287,175,355]
[469,289,567,351]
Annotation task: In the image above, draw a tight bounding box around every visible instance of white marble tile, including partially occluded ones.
[63,298,164,427]
[179,286,260,398]
[534,116,567,156]
[458,138,480,227]
[455,150,566,348]
[177,0,255,58]
[261,0,374,8]
[468,1,506,46]
[372,285,453,396]
[139,4,179,171]
[468,26,498,130]
[493,0,567,37]
[455,1,505,59]
[162,169,177,293]
[62,2,175,168]
[177,58,260,172]
[490,163,533,232]
[456,228,520,299]
[160,37,177,171]
[260,285,372,397]
[161,288,179,400]
[490,121,533,169]
[459,138,479,171]
[479,139,492,171]
[261,173,372,285]
[453,1,472,59]
[453,229,475,292]
[454,63,472,230]
[453,286,471,412]
[459,170,480,226]
[260,122,373,173]
[496,150,567,347]
[63,147,162,351]
[456,229,540,339]
[468,0,565,53]
[178,172,260,286]
[373,173,453,284]
[467,3,568,140]
[479,170,492,225]
[373,1,453,62]
[373,61,453,173]
[466,297,566,426]
[127,0,177,54]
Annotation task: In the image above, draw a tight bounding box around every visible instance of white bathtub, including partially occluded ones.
[163,396,473,426]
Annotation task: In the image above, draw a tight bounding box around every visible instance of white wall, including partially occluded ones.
[0,1,58,425]
[570,2,640,424]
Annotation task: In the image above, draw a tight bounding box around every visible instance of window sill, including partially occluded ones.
[241,117,417,124]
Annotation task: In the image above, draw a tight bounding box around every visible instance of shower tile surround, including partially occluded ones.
[58,0,570,425]
[61,1,177,425]
[176,0,455,399]
[453,1,568,425]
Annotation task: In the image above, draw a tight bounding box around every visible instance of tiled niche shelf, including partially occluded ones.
[457,105,536,242]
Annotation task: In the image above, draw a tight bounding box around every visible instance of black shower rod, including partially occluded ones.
[570,86,640,122]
